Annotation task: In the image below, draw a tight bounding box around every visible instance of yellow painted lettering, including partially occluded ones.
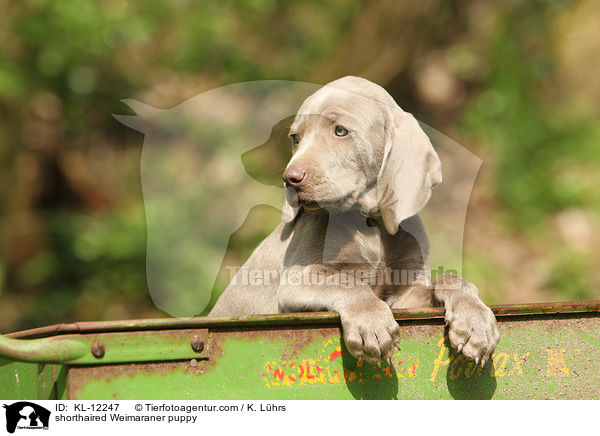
[491,352,509,377]
[463,360,477,378]
[430,337,451,382]
[508,352,529,376]
[448,354,466,380]
[546,348,570,377]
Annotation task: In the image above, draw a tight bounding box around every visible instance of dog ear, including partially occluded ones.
[377,108,442,234]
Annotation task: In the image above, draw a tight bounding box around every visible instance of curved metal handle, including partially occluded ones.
[0,328,209,365]
[0,333,88,364]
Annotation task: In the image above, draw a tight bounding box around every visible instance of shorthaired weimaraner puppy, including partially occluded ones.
[210,76,499,365]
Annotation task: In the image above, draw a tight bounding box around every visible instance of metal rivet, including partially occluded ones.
[190,359,198,367]
[91,341,105,358]
[191,335,204,353]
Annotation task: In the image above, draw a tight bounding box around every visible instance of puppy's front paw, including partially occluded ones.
[339,299,400,365]
[445,295,500,366]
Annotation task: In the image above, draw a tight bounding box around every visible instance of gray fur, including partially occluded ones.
[210,76,499,365]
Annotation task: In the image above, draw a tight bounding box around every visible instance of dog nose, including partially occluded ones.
[283,167,306,188]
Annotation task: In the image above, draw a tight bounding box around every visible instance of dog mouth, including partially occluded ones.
[286,187,354,211]
[285,189,319,209]
[298,199,321,211]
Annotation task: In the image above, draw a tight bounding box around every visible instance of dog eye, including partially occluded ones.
[334,125,349,137]
[289,133,300,145]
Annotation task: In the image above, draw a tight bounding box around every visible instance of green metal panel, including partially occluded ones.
[0,360,68,400]
[65,315,599,400]
[0,359,38,400]
[1,302,599,400]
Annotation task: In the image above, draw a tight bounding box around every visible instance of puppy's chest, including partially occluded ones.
[289,212,385,265]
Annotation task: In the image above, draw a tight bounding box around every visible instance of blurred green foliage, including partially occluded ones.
[0,0,359,330]
[462,3,600,229]
[1,0,599,332]
[460,1,600,303]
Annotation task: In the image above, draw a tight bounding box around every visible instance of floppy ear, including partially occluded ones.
[377,108,442,234]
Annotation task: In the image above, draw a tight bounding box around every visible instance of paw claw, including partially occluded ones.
[341,299,402,364]
[445,296,500,367]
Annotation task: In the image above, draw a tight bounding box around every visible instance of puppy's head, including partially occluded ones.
[282,76,442,234]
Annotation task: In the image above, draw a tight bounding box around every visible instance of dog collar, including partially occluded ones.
[360,209,382,218]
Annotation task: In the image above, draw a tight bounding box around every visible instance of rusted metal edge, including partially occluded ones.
[5,300,599,340]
